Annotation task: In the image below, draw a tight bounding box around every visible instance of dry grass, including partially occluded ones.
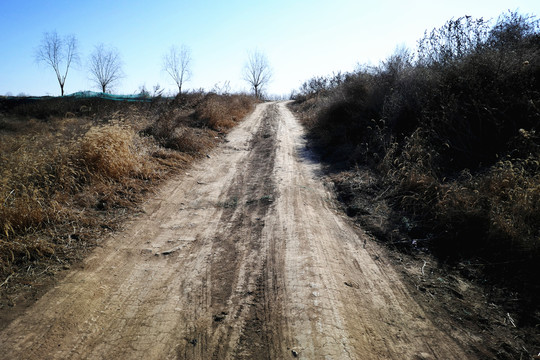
[196,93,255,130]
[436,154,540,252]
[165,126,216,154]
[0,93,256,290]
[0,118,153,275]
[145,93,255,151]
[78,123,146,180]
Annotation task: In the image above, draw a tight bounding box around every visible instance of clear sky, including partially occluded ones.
[1,0,539,97]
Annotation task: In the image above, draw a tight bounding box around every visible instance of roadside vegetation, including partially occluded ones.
[0,92,255,299]
[292,11,539,325]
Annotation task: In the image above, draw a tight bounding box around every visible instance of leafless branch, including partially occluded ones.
[243,50,272,98]
[89,44,123,93]
[163,45,192,94]
[243,50,272,99]
[35,31,79,96]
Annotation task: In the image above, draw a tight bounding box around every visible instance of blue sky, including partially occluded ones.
[1,0,539,96]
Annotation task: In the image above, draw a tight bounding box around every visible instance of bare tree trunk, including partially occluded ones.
[242,50,272,100]
[89,44,123,95]
[36,32,79,97]
[163,45,192,95]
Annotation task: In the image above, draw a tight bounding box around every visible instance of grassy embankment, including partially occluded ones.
[292,12,539,319]
[0,92,255,292]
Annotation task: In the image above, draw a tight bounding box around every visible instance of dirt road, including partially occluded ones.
[0,102,471,359]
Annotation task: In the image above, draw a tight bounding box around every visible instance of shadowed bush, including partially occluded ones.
[293,11,540,310]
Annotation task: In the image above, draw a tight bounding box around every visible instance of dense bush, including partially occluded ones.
[294,12,540,301]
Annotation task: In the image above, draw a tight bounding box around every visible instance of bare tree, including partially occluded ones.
[89,44,123,93]
[36,31,79,96]
[242,50,272,99]
[163,45,192,94]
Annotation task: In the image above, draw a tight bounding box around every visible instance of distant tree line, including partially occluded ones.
[35,31,271,98]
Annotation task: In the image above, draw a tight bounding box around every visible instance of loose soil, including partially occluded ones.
[0,102,534,359]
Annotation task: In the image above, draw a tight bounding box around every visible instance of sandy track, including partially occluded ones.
[0,102,470,359]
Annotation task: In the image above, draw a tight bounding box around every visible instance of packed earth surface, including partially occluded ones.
[0,102,534,359]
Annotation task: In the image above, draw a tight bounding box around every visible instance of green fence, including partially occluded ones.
[68,91,153,102]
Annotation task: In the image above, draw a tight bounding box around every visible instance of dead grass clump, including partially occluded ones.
[165,126,216,154]
[145,93,255,154]
[0,133,74,274]
[1,133,68,236]
[77,123,143,181]
[150,147,192,169]
[382,129,440,189]
[431,155,540,300]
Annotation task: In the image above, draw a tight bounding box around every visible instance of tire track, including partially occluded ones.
[200,103,280,358]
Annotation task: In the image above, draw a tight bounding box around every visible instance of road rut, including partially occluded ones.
[0,102,469,359]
